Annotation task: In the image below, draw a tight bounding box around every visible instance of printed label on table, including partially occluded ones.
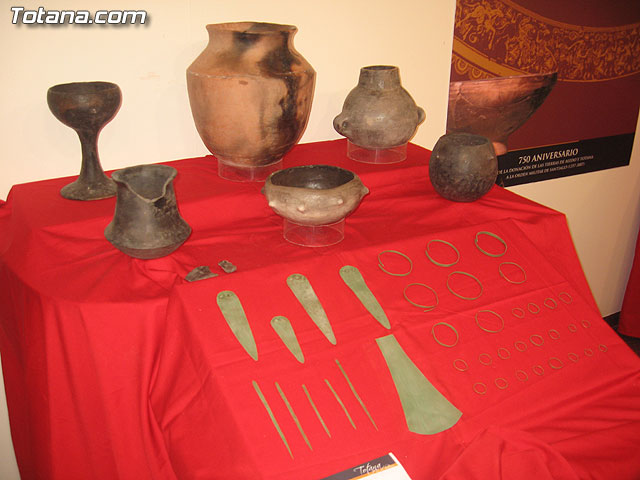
[320,453,412,479]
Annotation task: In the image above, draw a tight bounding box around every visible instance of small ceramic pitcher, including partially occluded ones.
[104,165,191,259]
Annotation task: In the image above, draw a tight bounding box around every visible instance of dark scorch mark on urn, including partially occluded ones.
[257,31,305,164]
[222,25,310,165]
[232,31,260,53]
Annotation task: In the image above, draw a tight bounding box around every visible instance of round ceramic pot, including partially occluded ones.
[264,165,369,226]
[429,133,498,202]
[186,22,316,168]
[333,65,425,149]
[104,164,191,259]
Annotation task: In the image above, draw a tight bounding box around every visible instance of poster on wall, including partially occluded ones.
[447,0,640,186]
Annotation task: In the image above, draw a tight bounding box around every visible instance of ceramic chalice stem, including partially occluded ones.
[47,81,121,200]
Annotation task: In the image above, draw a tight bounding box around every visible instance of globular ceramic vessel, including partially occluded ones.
[333,66,425,150]
[47,81,121,200]
[186,22,316,171]
[447,72,557,155]
[429,133,498,202]
[104,164,191,259]
[264,165,369,226]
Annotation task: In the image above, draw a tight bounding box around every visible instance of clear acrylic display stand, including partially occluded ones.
[347,140,407,164]
[218,158,283,182]
[283,218,345,247]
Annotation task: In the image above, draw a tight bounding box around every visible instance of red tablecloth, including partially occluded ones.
[1,140,639,479]
[619,226,640,337]
[148,141,638,479]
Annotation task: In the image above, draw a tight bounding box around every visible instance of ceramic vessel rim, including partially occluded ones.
[362,65,398,71]
[449,71,558,86]
[48,81,120,96]
[267,165,357,192]
[111,164,177,203]
[205,21,297,34]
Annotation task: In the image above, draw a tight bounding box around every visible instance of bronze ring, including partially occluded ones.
[475,231,507,257]
[558,292,573,304]
[404,283,438,311]
[378,250,413,277]
[495,377,509,390]
[497,347,511,360]
[425,239,460,267]
[515,370,529,382]
[499,262,526,284]
[473,382,487,395]
[548,357,564,370]
[514,340,528,352]
[447,271,483,301]
[478,353,493,366]
[453,358,468,372]
[475,309,504,333]
[543,297,557,310]
[532,365,545,376]
[527,302,541,314]
[548,329,560,340]
[568,352,579,363]
[431,322,459,348]
[512,307,525,319]
[378,250,413,276]
[530,334,544,347]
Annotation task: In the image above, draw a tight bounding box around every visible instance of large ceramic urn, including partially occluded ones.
[187,22,316,177]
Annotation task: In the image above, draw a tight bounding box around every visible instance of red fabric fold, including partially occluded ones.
[619,226,640,337]
[438,427,579,480]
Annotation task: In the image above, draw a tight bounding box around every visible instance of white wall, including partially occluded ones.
[0,1,638,478]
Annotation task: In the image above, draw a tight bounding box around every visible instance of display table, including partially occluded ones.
[1,140,639,479]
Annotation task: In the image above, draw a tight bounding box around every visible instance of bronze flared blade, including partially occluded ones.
[376,334,462,434]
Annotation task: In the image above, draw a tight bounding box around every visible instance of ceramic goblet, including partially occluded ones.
[47,81,121,200]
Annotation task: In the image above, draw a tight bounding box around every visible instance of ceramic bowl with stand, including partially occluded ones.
[264,165,369,247]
